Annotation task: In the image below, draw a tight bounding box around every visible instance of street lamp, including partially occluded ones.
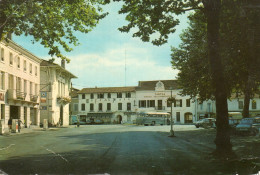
[169,87,175,137]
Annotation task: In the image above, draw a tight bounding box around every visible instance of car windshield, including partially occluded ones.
[240,119,253,124]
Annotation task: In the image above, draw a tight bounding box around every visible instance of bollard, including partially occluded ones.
[43,119,48,130]
[12,119,18,133]
[0,119,4,135]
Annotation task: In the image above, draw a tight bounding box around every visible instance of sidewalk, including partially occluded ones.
[1,127,60,136]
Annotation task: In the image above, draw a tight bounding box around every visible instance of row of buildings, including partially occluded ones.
[71,80,260,124]
[1,38,259,133]
[0,39,76,133]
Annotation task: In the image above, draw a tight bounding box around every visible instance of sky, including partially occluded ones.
[13,2,189,89]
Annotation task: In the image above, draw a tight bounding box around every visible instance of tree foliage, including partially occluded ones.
[171,1,260,115]
[0,0,107,62]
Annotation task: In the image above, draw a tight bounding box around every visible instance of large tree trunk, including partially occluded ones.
[203,0,232,155]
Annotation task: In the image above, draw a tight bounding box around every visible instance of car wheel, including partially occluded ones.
[196,125,199,128]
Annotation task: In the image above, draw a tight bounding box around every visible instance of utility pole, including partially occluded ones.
[169,87,175,137]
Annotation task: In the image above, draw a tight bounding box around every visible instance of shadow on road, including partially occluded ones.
[0,129,260,175]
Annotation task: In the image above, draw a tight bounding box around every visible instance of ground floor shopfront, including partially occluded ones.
[0,103,40,133]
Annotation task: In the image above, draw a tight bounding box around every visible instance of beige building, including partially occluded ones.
[0,39,41,132]
[40,60,77,127]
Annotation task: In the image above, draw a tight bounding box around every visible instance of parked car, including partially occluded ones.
[94,119,104,124]
[195,118,216,128]
[235,117,260,135]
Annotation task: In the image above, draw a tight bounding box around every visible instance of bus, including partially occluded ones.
[136,112,170,126]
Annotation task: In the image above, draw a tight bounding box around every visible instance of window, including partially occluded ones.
[117,92,122,98]
[98,93,104,99]
[252,100,257,109]
[29,63,32,74]
[200,104,203,110]
[24,80,27,93]
[35,66,37,76]
[29,82,32,95]
[82,94,85,99]
[147,100,155,107]
[118,103,122,110]
[167,100,171,107]
[9,52,13,65]
[98,103,102,111]
[186,99,191,107]
[35,84,38,96]
[0,48,4,61]
[238,101,243,109]
[73,104,78,112]
[23,60,26,71]
[90,103,94,111]
[127,103,131,111]
[176,112,180,122]
[0,72,4,90]
[17,57,20,68]
[107,103,111,111]
[126,92,131,98]
[174,99,182,107]
[139,100,146,108]
[207,103,211,112]
[107,93,111,98]
[90,93,94,99]
[81,104,85,111]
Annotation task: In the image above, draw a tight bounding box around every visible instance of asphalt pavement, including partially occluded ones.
[0,125,259,175]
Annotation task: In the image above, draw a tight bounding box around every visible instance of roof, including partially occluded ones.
[136,80,179,90]
[1,39,42,63]
[40,60,77,78]
[70,88,80,98]
[78,87,136,94]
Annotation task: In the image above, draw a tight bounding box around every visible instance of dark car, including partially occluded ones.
[195,118,216,128]
[235,117,260,135]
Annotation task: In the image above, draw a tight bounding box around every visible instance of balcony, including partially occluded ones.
[154,106,166,110]
[30,94,38,102]
[8,89,26,101]
[57,96,71,105]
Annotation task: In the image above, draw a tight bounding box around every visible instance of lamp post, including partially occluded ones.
[169,87,175,137]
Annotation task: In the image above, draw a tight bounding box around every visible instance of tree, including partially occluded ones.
[104,0,232,155]
[172,1,260,119]
[0,0,107,62]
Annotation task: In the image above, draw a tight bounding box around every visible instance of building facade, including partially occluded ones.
[77,87,136,124]
[0,39,41,132]
[77,80,196,124]
[40,60,77,127]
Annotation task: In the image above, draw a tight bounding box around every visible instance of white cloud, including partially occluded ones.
[66,44,178,89]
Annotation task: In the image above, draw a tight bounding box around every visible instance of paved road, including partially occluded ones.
[0,125,259,174]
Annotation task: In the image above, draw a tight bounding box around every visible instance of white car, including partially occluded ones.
[195,118,216,128]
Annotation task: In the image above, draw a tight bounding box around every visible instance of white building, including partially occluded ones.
[197,93,260,119]
[0,39,41,132]
[77,80,196,124]
[40,60,77,127]
[77,86,136,124]
[135,80,196,123]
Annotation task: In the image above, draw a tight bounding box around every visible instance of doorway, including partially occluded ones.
[184,112,193,123]
[117,115,122,124]
[10,105,19,119]
[60,106,63,126]
[24,107,27,127]
[158,100,162,110]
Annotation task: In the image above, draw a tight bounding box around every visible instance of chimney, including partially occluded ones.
[7,33,12,40]
[61,59,65,68]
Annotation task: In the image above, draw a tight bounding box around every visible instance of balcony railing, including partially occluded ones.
[154,106,165,110]
[8,89,26,100]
